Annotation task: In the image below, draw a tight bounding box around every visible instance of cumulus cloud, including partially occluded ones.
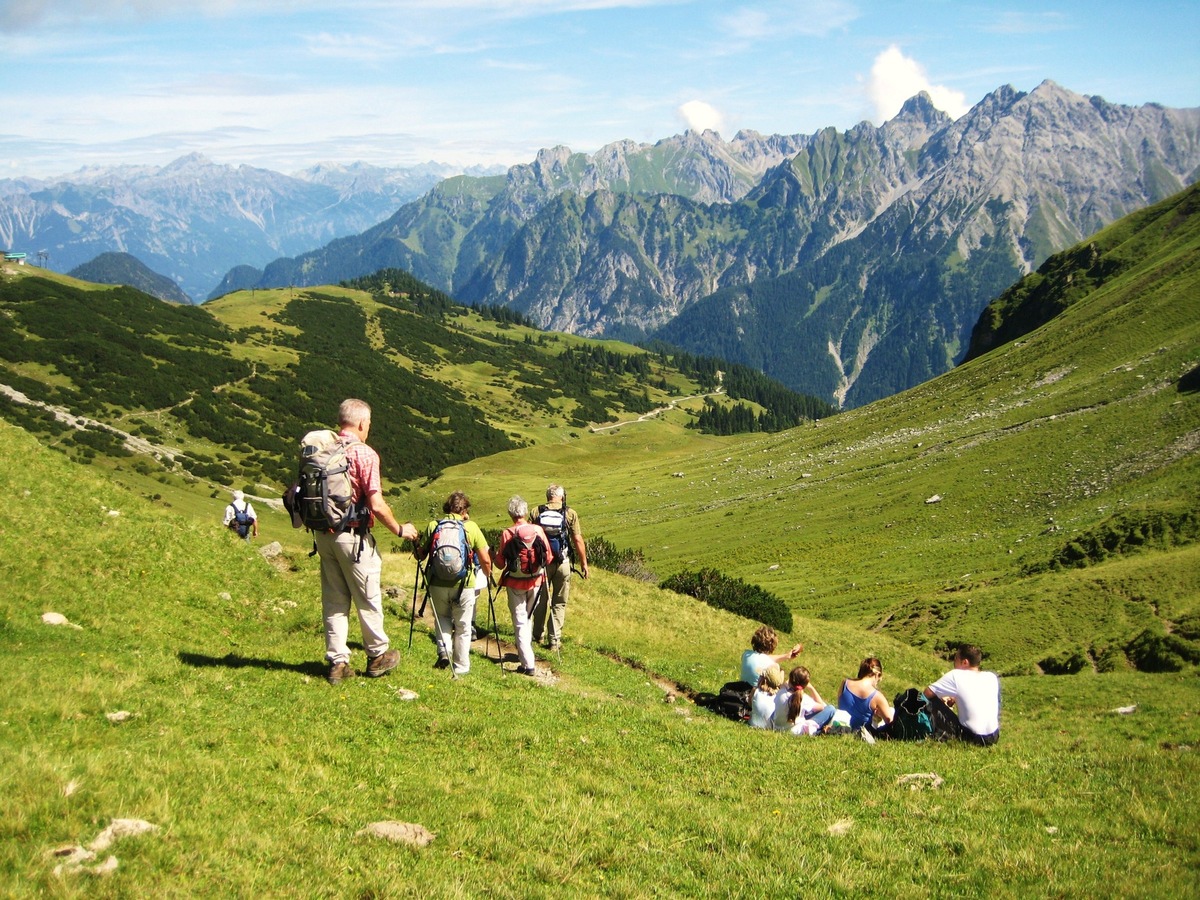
[678,100,724,135]
[867,45,970,123]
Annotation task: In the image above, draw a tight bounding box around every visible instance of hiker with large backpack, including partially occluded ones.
[494,496,552,677]
[294,399,419,685]
[531,483,589,653]
[923,644,1001,746]
[414,491,492,677]
[222,490,258,540]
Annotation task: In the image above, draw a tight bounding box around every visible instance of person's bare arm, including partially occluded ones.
[367,491,417,540]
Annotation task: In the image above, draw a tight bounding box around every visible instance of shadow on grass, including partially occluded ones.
[178,651,328,678]
[1178,363,1200,394]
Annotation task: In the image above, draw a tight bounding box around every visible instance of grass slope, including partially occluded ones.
[2,422,1199,897]
[399,186,1200,675]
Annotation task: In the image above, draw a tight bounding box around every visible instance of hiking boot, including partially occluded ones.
[365,649,400,678]
[327,662,355,685]
[516,665,536,677]
[433,657,450,670]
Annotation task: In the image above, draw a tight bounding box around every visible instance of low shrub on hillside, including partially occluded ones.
[1027,501,1200,572]
[1125,629,1200,673]
[586,536,656,582]
[659,567,792,633]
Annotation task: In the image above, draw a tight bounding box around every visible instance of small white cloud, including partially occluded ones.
[678,100,724,134]
[867,45,970,123]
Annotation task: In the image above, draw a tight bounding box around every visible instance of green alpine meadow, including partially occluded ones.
[1,185,1198,896]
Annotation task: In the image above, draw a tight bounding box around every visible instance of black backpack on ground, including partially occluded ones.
[705,680,753,723]
[891,688,934,740]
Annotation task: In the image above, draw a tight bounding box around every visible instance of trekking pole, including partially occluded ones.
[484,576,501,664]
[407,560,423,649]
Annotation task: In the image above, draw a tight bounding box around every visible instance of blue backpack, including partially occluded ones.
[536,505,569,564]
[425,519,473,586]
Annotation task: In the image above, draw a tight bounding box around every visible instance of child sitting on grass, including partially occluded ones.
[775,665,837,735]
[749,664,786,729]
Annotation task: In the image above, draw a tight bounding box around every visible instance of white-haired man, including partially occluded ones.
[315,398,419,685]
[531,483,588,652]
[223,490,257,540]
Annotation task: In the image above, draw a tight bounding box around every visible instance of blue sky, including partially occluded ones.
[2,0,1197,178]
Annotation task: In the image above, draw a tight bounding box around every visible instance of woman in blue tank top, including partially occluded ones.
[838,657,894,735]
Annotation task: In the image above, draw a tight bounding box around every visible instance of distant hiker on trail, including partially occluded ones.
[775,665,836,735]
[311,399,419,686]
[494,495,552,676]
[223,490,258,540]
[924,644,1001,746]
[749,664,786,729]
[416,491,492,677]
[837,657,894,743]
[532,483,588,652]
[740,625,803,684]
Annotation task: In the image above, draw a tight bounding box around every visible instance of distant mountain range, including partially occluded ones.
[3,80,1197,408]
[217,81,1200,407]
[0,155,503,302]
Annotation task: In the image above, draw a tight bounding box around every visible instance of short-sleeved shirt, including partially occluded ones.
[340,430,382,528]
[740,650,776,684]
[534,502,583,553]
[421,514,489,588]
[497,522,552,591]
[928,669,1001,737]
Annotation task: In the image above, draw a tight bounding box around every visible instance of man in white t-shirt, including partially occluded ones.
[924,644,1000,746]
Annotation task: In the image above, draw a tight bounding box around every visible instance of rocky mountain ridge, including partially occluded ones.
[0,154,499,302]
[232,81,1198,403]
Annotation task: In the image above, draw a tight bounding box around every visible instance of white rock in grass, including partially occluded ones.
[925,494,942,504]
[88,818,158,851]
[827,817,854,836]
[394,688,419,701]
[358,821,436,848]
[105,711,134,723]
[897,772,944,790]
[86,856,119,876]
[42,612,83,629]
[1112,704,1137,714]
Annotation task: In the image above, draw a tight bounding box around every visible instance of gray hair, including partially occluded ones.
[338,398,371,428]
[507,495,528,520]
[545,483,564,502]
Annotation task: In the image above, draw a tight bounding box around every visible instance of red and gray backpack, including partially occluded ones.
[502,524,547,580]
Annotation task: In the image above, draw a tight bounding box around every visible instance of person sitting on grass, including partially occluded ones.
[749,664,786,729]
[740,625,803,684]
[775,665,837,735]
[923,644,1001,746]
[837,657,894,743]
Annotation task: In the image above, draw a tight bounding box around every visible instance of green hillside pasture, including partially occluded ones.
[396,194,1200,674]
[3,422,1199,897]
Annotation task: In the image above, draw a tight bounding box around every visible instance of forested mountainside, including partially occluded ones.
[0,264,829,493]
[68,252,192,305]
[229,82,1200,408]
